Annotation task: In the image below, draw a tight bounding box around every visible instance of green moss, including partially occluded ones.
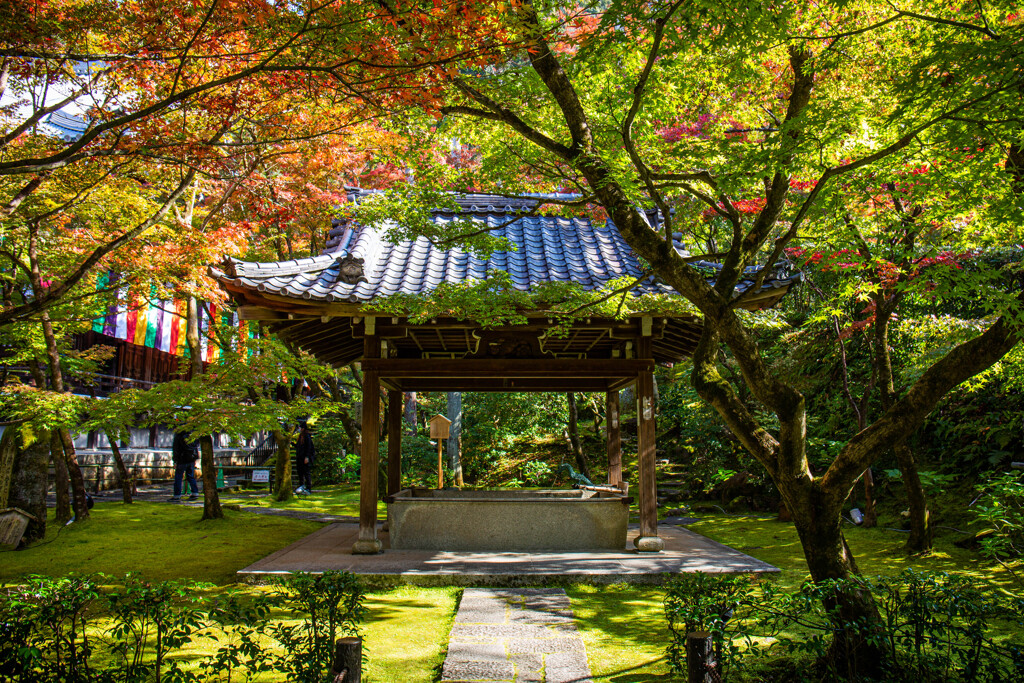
[568,584,681,681]
[220,483,386,518]
[687,514,1020,592]
[0,501,322,586]
[362,586,459,682]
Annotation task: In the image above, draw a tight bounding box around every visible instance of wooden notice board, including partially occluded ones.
[429,414,451,488]
[429,414,451,439]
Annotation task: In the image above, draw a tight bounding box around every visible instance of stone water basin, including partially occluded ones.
[386,487,631,551]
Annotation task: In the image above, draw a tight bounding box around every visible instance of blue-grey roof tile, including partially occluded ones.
[215,190,802,306]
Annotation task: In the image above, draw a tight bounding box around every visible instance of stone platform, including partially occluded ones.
[237,522,778,586]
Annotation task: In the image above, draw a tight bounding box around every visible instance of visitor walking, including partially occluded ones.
[295,423,315,495]
[171,431,200,502]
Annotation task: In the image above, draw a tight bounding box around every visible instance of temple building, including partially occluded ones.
[212,189,801,554]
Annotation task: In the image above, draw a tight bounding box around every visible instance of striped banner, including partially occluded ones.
[91,283,243,358]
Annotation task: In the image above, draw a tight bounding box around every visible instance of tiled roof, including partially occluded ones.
[213,189,800,307]
[42,111,89,142]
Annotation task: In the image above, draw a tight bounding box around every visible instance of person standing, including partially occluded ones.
[171,430,200,502]
[295,423,315,495]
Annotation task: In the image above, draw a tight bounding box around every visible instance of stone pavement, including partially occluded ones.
[238,522,779,585]
[442,588,592,683]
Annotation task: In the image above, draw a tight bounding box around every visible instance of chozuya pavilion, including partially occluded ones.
[211,189,800,555]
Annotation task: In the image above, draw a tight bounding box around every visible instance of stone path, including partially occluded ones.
[442,588,592,683]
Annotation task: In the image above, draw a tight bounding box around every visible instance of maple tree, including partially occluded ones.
[1,0,442,524]
[339,0,1023,670]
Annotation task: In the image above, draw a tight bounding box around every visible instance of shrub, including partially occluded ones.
[0,571,366,683]
[970,471,1024,582]
[266,571,366,683]
[0,574,103,682]
[664,572,754,677]
[665,569,1024,682]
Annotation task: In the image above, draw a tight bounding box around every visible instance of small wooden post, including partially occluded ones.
[428,414,451,489]
[331,636,362,683]
[437,439,443,488]
[686,631,716,683]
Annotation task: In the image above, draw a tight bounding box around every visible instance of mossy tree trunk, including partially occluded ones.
[50,430,72,525]
[4,429,49,544]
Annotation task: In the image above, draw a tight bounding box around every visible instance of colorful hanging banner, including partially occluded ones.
[91,282,243,359]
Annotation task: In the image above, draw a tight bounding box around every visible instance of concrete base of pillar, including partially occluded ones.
[351,538,383,555]
[633,535,665,553]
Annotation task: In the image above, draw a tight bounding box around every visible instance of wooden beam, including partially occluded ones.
[361,358,654,378]
[352,333,383,555]
[387,377,615,392]
[237,305,288,321]
[634,336,663,552]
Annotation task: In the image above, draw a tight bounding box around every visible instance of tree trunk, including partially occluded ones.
[50,430,72,525]
[861,468,877,528]
[105,430,135,504]
[447,392,463,486]
[404,392,418,435]
[566,392,591,481]
[58,428,91,520]
[789,489,886,679]
[873,300,931,552]
[273,429,293,501]
[4,428,48,544]
[199,434,222,520]
[324,375,361,456]
[895,441,932,553]
[186,297,223,519]
[36,309,90,521]
[588,395,603,439]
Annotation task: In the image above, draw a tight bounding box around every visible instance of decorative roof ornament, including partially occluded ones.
[336,255,367,285]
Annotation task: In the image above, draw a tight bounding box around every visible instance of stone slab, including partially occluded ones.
[442,588,593,683]
[237,522,779,586]
[442,659,516,681]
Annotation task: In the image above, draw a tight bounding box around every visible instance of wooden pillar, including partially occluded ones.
[387,389,402,496]
[353,318,383,555]
[634,327,664,552]
[606,390,621,486]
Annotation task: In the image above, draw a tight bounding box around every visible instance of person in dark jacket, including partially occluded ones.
[171,431,200,502]
[295,423,315,495]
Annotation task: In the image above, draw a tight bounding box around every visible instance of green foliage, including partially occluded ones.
[971,471,1024,579]
[104,575,209,683]
[267,571,366,683]
[665,570,1024,682]
[400,434,445,487]
[461,392,567,481]
[311,415,359,484]
[664,572,754,677]
[0,574,103,682]
[521,460,553,486]
[0,571,365,683]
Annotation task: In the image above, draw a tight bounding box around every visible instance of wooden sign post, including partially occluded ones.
[429,414,451,489]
